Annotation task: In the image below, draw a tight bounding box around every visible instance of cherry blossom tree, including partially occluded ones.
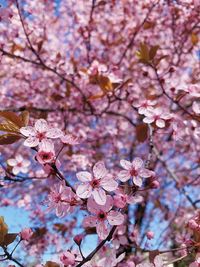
[0,0,200,266]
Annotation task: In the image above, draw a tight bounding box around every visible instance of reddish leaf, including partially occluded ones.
[0,134,21,145]
[136,123,148,142]
[0,111,24,128]
[1,233,18,246]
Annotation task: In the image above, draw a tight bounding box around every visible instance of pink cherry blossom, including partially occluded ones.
[113,189,143,208]
[60,250,76,266]
[61,133,79,145]
[0,8,13,23]
[20,228,33,241]
[118,158,153,187]
[7,155,30,175]
[47,182,80,217]
[133,99,157,115]
[184,84,200,98]
[192,101,200,114]
[20,119,63,147]
[113,225,128,249]
[83,196,124,240]
[143,107,171,128]
[36,140,55,165]
[146,230,154,240]
[76,161,118,205]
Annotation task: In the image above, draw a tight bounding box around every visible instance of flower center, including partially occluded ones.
[90,179,100,188]
[53,194,62,203]
[98,211,106,220]
[130,168,138,177]
[36,132,46,141]
[17,162,22,167]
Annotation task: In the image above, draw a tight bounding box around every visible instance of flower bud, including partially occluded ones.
[20,228,33,241]
[73,234,83,246]
[146,231,154,240]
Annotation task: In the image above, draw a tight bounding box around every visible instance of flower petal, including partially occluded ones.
[34,119,48,132]
[156,119,165,128]
[139,168,152,178]
[118,170,130,182]
[107,211,124,225]
[100,177,118,192]
[46,128,63,138]
[92,188,106,205]
[20,126,35,137]
[96,222,109,240]
[76,171,92,182]
[12,166,20,175]
[24,136,39,147]
[120,159,132,170]
[93,161,107,179]
[7,159,17,166]
[76,184,92,199]
[132,157,143,169]
[133,176,142,187]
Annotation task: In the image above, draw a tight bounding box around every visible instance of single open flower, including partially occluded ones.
[76,161,118,205]
[7,155,30,175]
[83,196,124,240]
[118,158,153,187]
[20,119,63,147]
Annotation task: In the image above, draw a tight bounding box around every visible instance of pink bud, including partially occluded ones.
[60,251,75,265]
[151,180,160,189]
[20,228,33,241]
[146,231,154,240]
[74,234,83,246]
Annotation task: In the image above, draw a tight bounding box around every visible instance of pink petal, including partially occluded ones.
[139,168,153,178]
[16,155,23,163]
[156,119,165,128]
[92,188,106,205]
[24,136,39,147]
[12,166,20,175]
[38,139,55,152]
[107,211,124,225]
[23,160,30,167]
[34,119,48,132]
[46,128,63,138]
[96,222,109,240]
[83,216,97,228]
[20,126,36,137]
[56,203,66,217]
[100,177,118,192]
[61,134,79,145]
[87,197,100,214]
[132,157,143,169]
[76,184,92,199]
[101,195,113,212]
[93,161,108,179]
[128,195,143,204]
[118,170,130,182]
[143,116,154,124]
[7,158,17,166]
[76,171,92,182]
[133,176,142,187]
[120,159,132,170]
